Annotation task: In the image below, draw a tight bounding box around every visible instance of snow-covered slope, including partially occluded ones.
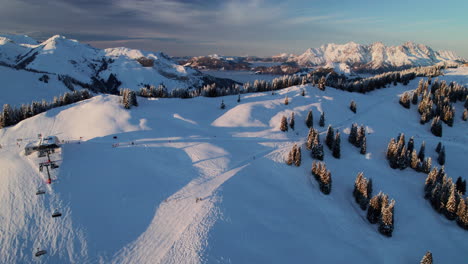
[290,42,465,71]
[0,67,467,263]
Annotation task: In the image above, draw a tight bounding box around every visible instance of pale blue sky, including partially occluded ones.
[0,0,466,57]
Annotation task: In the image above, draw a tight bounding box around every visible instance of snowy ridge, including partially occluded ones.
[290,42,465,71]
[0,67,467,263]
[0,34,230,106]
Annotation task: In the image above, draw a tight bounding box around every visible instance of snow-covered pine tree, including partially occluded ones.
[289,112,295,130]
[360,135,367,155]
[420,251,433,264]
[319,112,325,127]
[412,92,418,105]
[280,116,288,132]
[407,137,415,153]
[349,123,358,145]
[305,110,313,128]
[430,116,442,137]
[410,150,420,171]
[295,146,302,167]
[437,146,445,165]
[422,157,432,173]
[435,142,442,153]
[418,141,426,161]
[367,192,387,224]
[455,177,466,195]
[456,197,468,230]
[325,125,334,150]
[444,184,457,220]
[332,131,341,159]
[378,199,395,237]
[350,100,357,113]
[311,135,324,161]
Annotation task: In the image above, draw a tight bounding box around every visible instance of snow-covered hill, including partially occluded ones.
[0,34,235,106]
[0,67,467,263]
[289,42,465,72]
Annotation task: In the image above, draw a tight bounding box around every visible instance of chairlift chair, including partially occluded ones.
[36,189,45,195]
[51,163,59,169]
[52,210,62,218]
[35,248,47,257]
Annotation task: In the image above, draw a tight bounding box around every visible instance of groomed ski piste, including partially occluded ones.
[0,67,467,263]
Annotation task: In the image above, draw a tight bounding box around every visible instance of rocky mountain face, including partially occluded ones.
[289,42,464,72]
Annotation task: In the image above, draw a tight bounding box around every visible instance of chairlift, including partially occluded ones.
[35,248,47,257]
[51,163,59,169]
[36,189,45,195]
[52,209,62,218]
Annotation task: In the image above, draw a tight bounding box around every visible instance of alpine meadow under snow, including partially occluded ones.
[1,31,468,264]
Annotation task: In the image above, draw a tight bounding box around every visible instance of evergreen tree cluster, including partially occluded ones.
[424,167,468,230]
[0,90,92,129]
[311,161,332,194]
[286,144,301,167]
[138,83,168,98]
[120,89,138,109]
[415,78,467,131]
[366,192,395,237]
[348,123,367,155]
[353,172,373,210]
[386,134,432,173]
[306,128,324,160]
[349,100,357,113]
[399,92,412,109]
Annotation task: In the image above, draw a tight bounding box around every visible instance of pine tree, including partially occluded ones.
[412,92,418,105]
[445,184,457,220]
[348,123,358,145]
[280,116,288,132]
[284,96,289,105]
[422,157,432,173]
[456,197,468,229]
[378,199,395,237]
[237,94,241,103]
[360,136,367,155]
[418,141,426,161]
[437,146,445,165]
[407,137,415,153]
[325,125,334,150]
[305,110,313,128]
[463,109,468,121]
[301,89,305,96]
[455,177,466,195]
[1,104,13,128]
[319,112,325,127]
[410,150,420,171]
[420,251,433,264]
[295,146,302,167]
[367,192,385,224]
[311,135,324,161]
[289,112,295,130]
[332,131,341,159]
[435,142,442,153]
[430,116,442,137]
[220,100,226,109]
[350,100,357,113]
[318,76,326,91]
[306,128,315,150]
[356,126,366,148]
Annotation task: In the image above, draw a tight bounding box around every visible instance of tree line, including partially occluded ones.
[0,90,92,129]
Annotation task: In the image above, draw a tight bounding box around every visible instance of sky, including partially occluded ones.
[0,0,467,57]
